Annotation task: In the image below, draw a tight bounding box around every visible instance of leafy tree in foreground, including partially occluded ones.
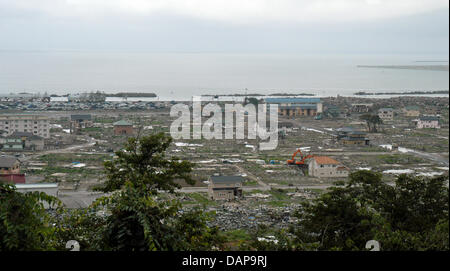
[98,132,194,194]
[90,187,224,251]
[90,133,224,251]
[250,170,449,251]
[295,171,449,250]
[51,207,107,251]
[0,183,60,251]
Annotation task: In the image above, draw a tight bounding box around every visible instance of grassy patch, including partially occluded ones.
[376,154,425,164]
[243,180,258,186]
[225,229,252,242]
[186,192,217,207]
[83,127,103,132]
[39,153,111,164]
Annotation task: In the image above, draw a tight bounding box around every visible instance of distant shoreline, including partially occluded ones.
[357,65,449,71]
[106,92,157,98]
[202,93,316,97]
[354,90,449,96]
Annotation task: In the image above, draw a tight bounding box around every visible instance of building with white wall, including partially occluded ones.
[308,156,349,178]
[378,108,394,121]
[0,114,50,138]
[415,116,440,129]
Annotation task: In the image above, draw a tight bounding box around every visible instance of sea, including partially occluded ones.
[0,51,448,101]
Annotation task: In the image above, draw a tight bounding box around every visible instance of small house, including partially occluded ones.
[308,156,349,178]
[113,120,134,135]
[0,155,20,174]
[335,127,370,146]
[208,175,244,200]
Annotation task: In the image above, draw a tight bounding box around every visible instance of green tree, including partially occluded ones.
[51,207,107,251]
[98,132,195,194]
[0,183,60,251]
[245,97,260,108]
[264,171,449,251]
[360,114,383,132]
[92,133,224,251]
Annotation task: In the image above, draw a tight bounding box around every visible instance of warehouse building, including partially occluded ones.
[265,98,323,117]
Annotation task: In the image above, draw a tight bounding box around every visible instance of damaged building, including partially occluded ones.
[335,127,370,146]
[378,108,394,121]
[113,120,134,135]
[208,175,244,200]
[265,98,323,117]
[0,114,50,138]
[70,114,93,134]
[414,116,441,129]
[308,156,349,178]
[1,131,45,151]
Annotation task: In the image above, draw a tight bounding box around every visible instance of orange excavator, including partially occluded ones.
[287,148,314,166]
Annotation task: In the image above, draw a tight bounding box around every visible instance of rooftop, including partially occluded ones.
[351,103,373,106]
[312,156,341,165]
[113,120,132,126]
[349,131,367,135]
[71,114,92,121]
[341,136,368,141]
[279,104,318,110]
[265,98,321,104]
[10,131,33,137]
[15,183,58,189]
[0,114,48,118]
[210,176,244,184]
[8,132,43,140]
[336,126,355,133]
[419,116,440,121]
[405,106,421,111]
[0,156,19,168]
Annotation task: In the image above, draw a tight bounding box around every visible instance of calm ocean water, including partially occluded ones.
[0,51,448,100]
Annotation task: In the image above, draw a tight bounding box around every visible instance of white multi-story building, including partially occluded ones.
[0,115,50,138]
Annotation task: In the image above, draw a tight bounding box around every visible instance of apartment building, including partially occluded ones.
[0,114,50,138]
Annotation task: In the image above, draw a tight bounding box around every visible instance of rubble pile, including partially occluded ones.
[203,204,301,231]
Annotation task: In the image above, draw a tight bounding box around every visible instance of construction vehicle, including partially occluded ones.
[287,148,314,167]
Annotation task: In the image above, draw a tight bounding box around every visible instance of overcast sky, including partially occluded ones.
[0,0,448,54]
